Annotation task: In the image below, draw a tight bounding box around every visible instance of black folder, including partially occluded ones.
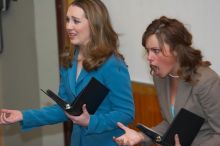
[137,108,205,146]
[41,77,109,116]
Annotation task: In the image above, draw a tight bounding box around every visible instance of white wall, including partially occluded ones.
[1,1,42,145]
[0,58,2,112]
[102,0,220,83]
[33,1,64,146]
[0,0,63,146]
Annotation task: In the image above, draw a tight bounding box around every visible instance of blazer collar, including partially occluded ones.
[74,48,89,85]
[68,49,89,95]
[164,77,193,122]
[76,68,88,85]
[175,80,193,113]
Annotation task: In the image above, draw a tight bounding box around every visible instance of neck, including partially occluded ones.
[77,51,84,61]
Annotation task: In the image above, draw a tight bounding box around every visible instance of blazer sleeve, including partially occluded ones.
[20,68,69,131]
[85,57,135,134]
[21,105,67,131]
[194,69,220,146]
[141,120,169,145]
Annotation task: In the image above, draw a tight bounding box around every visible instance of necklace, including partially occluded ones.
[169,73,179,78]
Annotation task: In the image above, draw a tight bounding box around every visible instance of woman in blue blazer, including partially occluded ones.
[0,0,134,146]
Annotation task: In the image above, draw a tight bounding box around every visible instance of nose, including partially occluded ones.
[66,23,71,30]
[66,21,74,30]
[147,52,153,62]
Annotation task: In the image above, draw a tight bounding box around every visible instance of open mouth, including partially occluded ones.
[150,64,159,75]
[68,33,77,38]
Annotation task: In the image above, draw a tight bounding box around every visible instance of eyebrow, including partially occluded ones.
[146,46,160,50]
[66,15,81,19]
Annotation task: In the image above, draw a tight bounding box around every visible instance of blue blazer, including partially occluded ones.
[21,54,134,146]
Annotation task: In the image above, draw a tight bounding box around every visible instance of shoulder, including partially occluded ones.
[100,54,128,71]
[196,66,220,84]
[193,66,220,92]
[96,54,130,81]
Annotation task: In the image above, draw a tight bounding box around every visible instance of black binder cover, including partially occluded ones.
[137,108,205,146]
[41,77,109,116]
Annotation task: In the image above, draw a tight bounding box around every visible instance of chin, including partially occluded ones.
[157,73,167,78]
[70,40,79,45]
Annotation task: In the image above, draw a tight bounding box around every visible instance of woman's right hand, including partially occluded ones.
[0,109,23,124]
[175,134,182,146]
[113,122,145,146]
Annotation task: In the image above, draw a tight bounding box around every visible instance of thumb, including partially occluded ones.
[82,104,89,114]
[0,109,12,113]
[0,109,12,118]
[117,122,129,131]
[175,134,181,146]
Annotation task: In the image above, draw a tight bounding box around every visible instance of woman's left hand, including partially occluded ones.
[65,104,90,127]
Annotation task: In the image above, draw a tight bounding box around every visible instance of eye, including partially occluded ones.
[66,16,81,24]
[152,48,161,54]
[73,19,80,24]
[66,17,70,23]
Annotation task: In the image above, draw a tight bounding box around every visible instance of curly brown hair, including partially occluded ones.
[142,16,211,83]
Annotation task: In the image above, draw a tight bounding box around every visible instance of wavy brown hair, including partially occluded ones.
[142,16,211,83]
[60,0,124,71]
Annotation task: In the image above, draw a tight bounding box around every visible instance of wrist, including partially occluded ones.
[138,132,146,142]
[19,111,23,121]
